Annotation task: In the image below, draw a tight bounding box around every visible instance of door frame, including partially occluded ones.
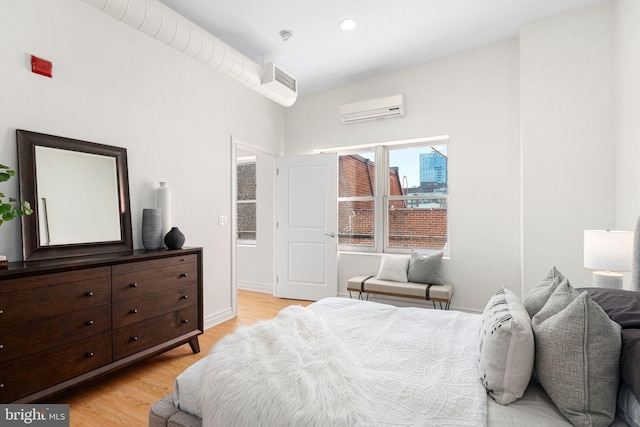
[230,136,282,317]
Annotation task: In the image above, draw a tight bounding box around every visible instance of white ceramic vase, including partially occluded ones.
[156,181,172,245]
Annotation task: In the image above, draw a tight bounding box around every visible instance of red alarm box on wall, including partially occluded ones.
[31,55,52,78]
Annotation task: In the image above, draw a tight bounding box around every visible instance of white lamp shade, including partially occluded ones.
[584,230,633,272]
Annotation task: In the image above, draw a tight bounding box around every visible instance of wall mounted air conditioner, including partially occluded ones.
[340,94,405,124]
[260,63,297,105]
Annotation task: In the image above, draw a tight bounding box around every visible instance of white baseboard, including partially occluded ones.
[203,307,234,330]
[237,281,273,294]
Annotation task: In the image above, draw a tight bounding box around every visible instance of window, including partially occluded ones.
[386,145,448,252]
[237,155,256,244]
[338,150,375,249]
[336,137,449,253]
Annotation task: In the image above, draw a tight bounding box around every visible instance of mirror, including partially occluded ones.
[17,130,133,261]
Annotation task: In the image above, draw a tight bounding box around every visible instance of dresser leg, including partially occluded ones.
[188,337,200,354]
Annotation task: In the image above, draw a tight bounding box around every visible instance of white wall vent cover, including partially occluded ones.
[340,94,405,123]
[260,63,297,101]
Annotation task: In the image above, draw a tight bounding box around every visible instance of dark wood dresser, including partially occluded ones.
[0,247,203,403]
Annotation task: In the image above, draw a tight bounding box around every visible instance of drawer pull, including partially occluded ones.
[130,283,138,288]
[130,309,138,314]
[86,352,94,358]
[182,319,189,324]
[86,320,94,326]
[131,336,138,342]
[0,309,3,315]
[181,295,188,300]
[180,273,188,278]
[85,291,94,297]
[0,383,4,389]
[0,344,4,350]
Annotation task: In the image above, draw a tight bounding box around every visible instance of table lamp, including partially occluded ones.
[584,229,633,288]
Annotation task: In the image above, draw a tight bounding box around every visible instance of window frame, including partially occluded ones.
[323,136,450,255]
[336,147,377,252]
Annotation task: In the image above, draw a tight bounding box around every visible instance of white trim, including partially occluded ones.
[230,137,239,318]
[237,280,274,294]
[313,135,450,154]
[204,307,235,330]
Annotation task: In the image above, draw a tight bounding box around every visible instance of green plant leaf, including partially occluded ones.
[0,204,10,215]
[0,164,8,169]
[2,212,14,221]
[6,170,15,177]
[22,201,33,215]
[0,172,10,182]
[9,197,16,202]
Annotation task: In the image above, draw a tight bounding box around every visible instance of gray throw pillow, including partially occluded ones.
[407,251,443,285]
[523,266,566,317]
[533,291,621,427]
[531,278,579,327]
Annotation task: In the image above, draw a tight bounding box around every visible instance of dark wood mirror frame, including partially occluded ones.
[16,130,133,261]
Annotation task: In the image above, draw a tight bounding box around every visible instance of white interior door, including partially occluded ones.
[277,153,338,301]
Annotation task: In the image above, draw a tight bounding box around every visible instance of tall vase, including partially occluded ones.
[156,181,172,246]
[164,227,185,250]
[632,214,640,291]
[142,208,163,250]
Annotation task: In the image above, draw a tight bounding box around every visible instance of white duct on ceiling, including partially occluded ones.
[80,0,297,107]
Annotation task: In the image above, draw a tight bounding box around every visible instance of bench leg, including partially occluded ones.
[431,300,451,310]
[356,291,369,301]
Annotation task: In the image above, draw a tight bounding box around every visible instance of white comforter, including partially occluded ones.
[191,297,486,426]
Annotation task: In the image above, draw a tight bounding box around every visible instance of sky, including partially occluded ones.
[357,144,447,188]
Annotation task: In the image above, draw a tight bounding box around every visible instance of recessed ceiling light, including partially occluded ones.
[340,18,357,31]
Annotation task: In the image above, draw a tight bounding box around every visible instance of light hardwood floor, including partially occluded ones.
[51,290,312,426]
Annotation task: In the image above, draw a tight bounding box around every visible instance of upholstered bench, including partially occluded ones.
[347,275,454,309]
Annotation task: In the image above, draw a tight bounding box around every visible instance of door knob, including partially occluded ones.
[325,232,336,238]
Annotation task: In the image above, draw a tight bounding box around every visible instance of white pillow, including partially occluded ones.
[376,255,409,282]
[478,287,534,405]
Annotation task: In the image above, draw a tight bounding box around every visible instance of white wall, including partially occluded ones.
[0,0,284,327]
[614,0,640,230]
[520,2,615,290]
[286,1,628,310]
[286,40,522,312]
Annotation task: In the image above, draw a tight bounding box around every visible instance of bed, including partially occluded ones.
[149,268,640,427]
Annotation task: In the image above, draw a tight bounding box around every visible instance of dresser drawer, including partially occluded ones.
[0,276,111,328]
[113,305,198,360]
[112,283,197,328]
[112,258,197,302]
[111,254,197,276]
[0,331,112,403]
[0,266,110,293]
[0,304,111,364]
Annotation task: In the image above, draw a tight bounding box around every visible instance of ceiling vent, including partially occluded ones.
[340,94,405,124]
[260,63,297,102]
